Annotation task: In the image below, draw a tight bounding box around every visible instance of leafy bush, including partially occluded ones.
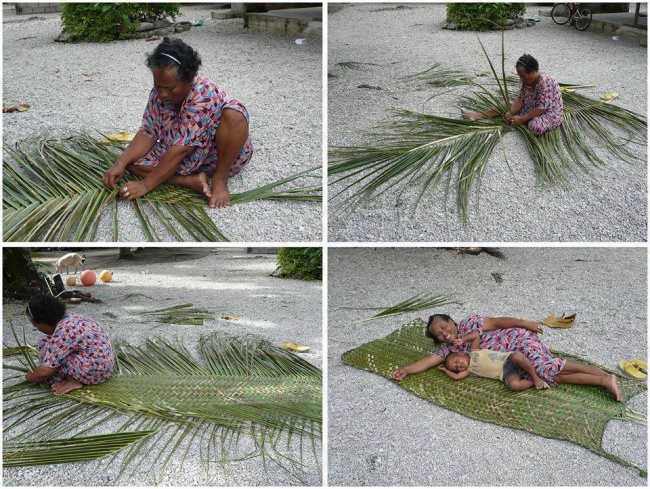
[446,3,526,31]
[61,3,180,42]
[276,248,322,281]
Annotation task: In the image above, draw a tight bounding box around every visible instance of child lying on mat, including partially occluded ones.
[440,332,623,401]
[439,332,549,391]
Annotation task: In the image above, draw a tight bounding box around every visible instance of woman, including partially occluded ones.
[25,295,115,396]
[102,37,253,208]
[460,54,563,136]
[391,314,621,400]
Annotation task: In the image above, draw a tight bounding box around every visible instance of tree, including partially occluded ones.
[3,248,48,301]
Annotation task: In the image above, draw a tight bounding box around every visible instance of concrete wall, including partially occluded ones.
[15,2,62,15]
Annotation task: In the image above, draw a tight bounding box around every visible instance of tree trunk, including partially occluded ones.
[3,248,48,301]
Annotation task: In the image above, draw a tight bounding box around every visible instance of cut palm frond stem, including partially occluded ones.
[336,61,379,70]
[3,133,321,242]
[3,327,322,484]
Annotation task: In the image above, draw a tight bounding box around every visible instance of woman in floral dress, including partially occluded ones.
[25,295,115,396]
[391,314,622,401]
[102,37,253,208]
[460,54,563,136]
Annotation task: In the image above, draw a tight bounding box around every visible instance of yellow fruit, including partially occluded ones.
[66,276,77,286]
[99,270,112,283]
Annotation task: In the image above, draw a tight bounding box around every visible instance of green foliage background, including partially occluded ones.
[446,3,526,31]
[276,248,322,281]
[61,3,180,42]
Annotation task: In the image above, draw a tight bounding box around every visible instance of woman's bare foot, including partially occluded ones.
[460,108,480,121]
[52,377,83,396]
[174,172,210,197]
[208,178,230,208]
[604,374,623,402]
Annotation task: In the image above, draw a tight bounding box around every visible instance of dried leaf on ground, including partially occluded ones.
[542,313,576,328]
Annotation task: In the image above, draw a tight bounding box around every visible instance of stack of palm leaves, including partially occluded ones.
[329,38,646,223]
[4,330,322,484]
[3,133,321,241]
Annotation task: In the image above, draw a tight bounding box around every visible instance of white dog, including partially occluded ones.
[55,253,86,274]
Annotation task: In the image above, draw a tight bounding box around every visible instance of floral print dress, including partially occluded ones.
[515,72,563,136]
[135,74,253,176]
[38,313,115,385]
[434,315,566,386]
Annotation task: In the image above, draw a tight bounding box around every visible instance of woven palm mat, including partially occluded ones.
[341,318,647,476]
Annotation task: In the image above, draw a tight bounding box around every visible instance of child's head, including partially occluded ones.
[444,352,470,373]
[26,295,66,329]
[426,314,457,344]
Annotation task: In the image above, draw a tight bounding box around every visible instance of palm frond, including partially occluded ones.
[330,66,646,223]
[348,292,458,321]
[3,329,322,484]
[141,303,215,325]
[336,61,379,71]
[403,62,475,87]
[3,133,322,242]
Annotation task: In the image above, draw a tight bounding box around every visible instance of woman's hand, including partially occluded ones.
[119,180,150,201]
[534,376,549,389]
[391,368,409,381]
[527,322,543,334]
[103,161,127,190]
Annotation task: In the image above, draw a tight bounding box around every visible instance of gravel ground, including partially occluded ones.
[3,248,322,486]
[2,5,322,242]
[328,247,647,486]
[328,4,647,242]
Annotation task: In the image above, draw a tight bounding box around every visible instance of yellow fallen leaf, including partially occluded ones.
[280,342,310,353]
[541,313,576,328]
[601,92,619,101]
[3,103,30,113]
[475,70,491,77]
[221,314,240,320]
[560,87,576,93]
[100,131,135,144]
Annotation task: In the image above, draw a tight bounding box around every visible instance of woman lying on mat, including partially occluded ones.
[441,332,623,401]
[391,314,623,401]
[102,37,253,208]
[460,54,563,136]
[24,295,115,396]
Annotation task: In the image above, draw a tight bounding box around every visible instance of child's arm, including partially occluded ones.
[511,352,549,389]
[469,335,481,351]
[483,317,543,334]
[452,332,480,346]
[437,365,471,381]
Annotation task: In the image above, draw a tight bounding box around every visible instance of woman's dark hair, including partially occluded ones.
[516,54,539,74]
[26,295,66,327]
[146,37,202,83]
[425,313,456,342]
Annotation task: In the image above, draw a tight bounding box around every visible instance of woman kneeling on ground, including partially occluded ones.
[461,54,563,136]
[25,295,115,396]
[102,37,253,208]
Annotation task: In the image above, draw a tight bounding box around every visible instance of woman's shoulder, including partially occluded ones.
[539,72,559,86]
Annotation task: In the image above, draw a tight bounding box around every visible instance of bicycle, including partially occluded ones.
[551,2,593,31]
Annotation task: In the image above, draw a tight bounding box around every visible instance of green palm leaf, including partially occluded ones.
[3,331,322,484]
[342,292,458,322]
[3,133,321,242]
[141,303,215,325]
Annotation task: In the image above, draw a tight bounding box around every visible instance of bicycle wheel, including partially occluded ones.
[574,8,592,30]
[551,3,571,25]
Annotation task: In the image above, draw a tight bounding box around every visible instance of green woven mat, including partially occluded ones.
[342,318,647,476]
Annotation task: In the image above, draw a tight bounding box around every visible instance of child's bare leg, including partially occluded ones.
[127,164,210,197]
[555,372,622,402]
[51,374,84,396]
[505,376,535,391]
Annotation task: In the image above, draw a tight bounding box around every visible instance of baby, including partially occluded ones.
[439,332,549,391]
